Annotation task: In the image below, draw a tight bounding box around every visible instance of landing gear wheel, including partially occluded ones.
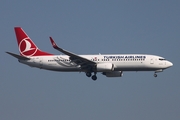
[154,73,157,77]
[91,75,97,81]
[86,72,92,77]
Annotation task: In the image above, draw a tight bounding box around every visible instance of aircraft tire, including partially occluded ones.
[92,75,97,81]
[86,72,92,77]
[154,73,157,77]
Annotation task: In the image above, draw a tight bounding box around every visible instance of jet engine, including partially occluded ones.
[96,63,114,72]
[102,71,123,77]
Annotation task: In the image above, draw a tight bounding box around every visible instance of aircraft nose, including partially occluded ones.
[168,61,173,67]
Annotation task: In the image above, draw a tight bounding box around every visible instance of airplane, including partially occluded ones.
[6,27,173,81]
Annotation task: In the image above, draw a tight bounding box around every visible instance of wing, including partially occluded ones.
[49,37,96,68]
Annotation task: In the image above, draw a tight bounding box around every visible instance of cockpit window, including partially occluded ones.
[159,58,166,61]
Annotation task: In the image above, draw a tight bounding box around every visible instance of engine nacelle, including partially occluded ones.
[102,71,123,77]
[96,63,114,72]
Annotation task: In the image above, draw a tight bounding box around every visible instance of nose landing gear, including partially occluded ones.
[154,69,163,77]
[154,73,157,77]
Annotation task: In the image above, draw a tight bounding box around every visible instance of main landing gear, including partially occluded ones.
[91,75,97,81]
[86,72,97,81]
[86,72,92,77]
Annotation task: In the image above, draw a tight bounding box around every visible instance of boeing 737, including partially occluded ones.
[6,27,173,80]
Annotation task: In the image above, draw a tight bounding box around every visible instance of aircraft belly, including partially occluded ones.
[114,62,160,71]
[43,64,81,72]
[114,67,158,71]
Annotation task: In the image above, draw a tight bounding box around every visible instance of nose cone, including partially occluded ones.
[167,61,173,67]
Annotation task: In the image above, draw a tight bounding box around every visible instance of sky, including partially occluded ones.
[1,0,180,120]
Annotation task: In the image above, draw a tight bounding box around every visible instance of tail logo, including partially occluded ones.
[19,38,37,56]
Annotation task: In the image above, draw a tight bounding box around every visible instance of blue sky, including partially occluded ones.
[1,0,180,120]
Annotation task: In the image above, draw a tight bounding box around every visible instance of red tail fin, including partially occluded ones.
[14,27,53,56]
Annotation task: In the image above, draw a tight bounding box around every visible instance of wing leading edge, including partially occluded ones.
[49,37,96,67]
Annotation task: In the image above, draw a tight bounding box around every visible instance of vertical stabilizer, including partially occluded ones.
[14,27,53,56]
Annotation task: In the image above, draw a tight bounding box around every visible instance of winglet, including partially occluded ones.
[49,37,59,49]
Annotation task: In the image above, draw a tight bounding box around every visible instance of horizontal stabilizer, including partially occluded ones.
[6,52,30,60]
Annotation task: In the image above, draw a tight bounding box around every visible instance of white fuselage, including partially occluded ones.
[19,54,173,72]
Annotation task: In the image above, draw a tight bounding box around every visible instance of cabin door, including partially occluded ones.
[150,58,154,64]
